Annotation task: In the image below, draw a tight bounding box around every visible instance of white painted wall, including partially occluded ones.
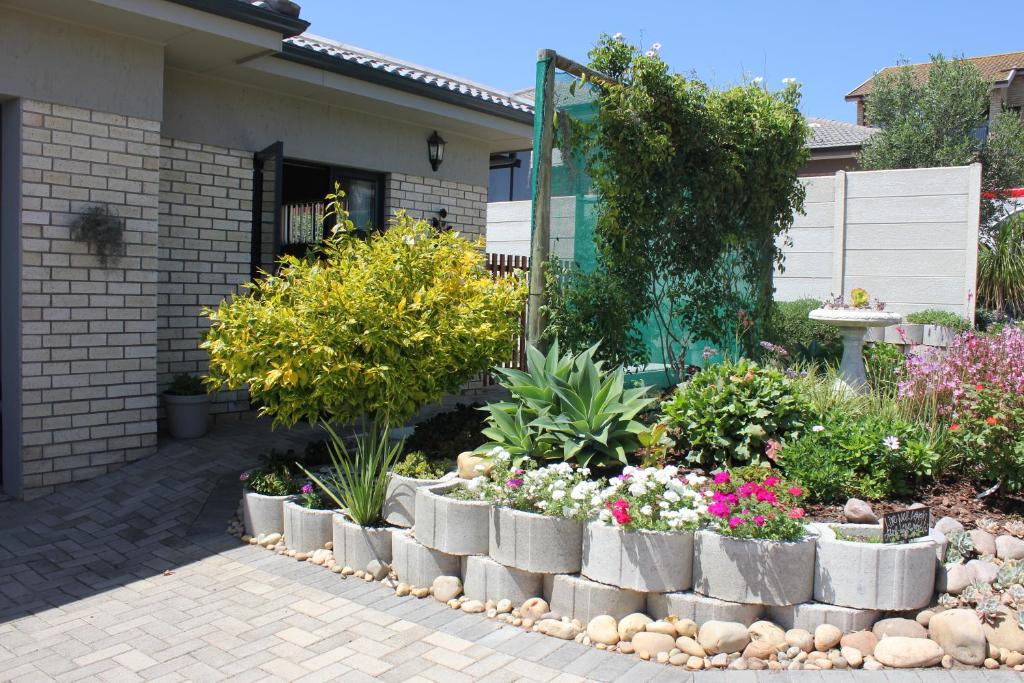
[487,164,982,319]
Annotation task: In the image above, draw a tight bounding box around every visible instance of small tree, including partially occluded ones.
[203,205,527,427]
[859,54,1024,232]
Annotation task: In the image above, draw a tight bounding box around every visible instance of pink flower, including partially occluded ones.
[301,483,314,495]
[787,486,803,497]
[753,515,766,526]
[763,476,780,487]
[607,498,631,525]
[708,501,731,518]
[756,490,778,503]
[713,471,731,484]
[728,516,743,529]
[239,472,250,482]
[765,440,782,462]
[506,478,523,489]
[788,507,805,519]
[737,482,758,498]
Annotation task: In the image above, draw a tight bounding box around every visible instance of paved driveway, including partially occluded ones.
[0,420,1013,682]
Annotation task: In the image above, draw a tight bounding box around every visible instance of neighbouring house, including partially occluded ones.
[846,50,1024,127]
[801,117,877,177]
[0,0,533,499]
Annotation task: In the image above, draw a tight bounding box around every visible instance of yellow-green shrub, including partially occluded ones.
[202,209,526,427]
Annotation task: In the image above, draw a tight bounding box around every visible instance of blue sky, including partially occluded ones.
[297,0,1021,123]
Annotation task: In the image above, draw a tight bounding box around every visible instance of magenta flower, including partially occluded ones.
[301,483,314,495]
[239,472,250,482]
[788,486,803,497]
[753,515,766,526]
[728,516,743,529]
[763,476,780,487]
[506,478,523,489]
[708,501,731,518]
[713,471,731,484]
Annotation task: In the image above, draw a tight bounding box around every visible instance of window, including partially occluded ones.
[489,150,532,202]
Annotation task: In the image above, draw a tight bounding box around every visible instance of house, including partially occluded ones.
[0,0,533,499]
[801,117,877,177]
[846,50,1024,126]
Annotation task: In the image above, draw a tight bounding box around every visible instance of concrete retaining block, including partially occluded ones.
[461,554,544,605]
[489,506,583,574]
[384,473,453,528]
[332,513,393,571]
[693,529,815,607]
[548,573,646,624]
[646,591,764,626]
[390,530,461,587]
[812,523,937,610]
[414,482,490,555]
[582,521,693,593]
[241,489,293,537]
[768,602,881,633]
[282,500,333,553]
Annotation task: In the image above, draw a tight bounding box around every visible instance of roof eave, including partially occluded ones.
[276,42,535,125]
[165,0,310,37]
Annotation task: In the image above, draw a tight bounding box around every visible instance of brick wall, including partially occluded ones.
[18,100,160,498]
[385,173,487,238]
[157,138,252,418]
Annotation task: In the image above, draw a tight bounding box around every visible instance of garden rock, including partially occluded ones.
[586,615,619,646]
[460,600,485,614]
[841,630,878,656]
[969,529,997,557]
[814,624,842,652]
[632,631,676,656]
[674,636,705,657]
[366,559,390,581]
[841,646,863,668]
[874,636,944,668]
[982,606,1024,653]
[785,628,813,652]
[645,620,676,636]
[742,640,776,660]
[617,613,652,642]
[939,563,972,594]
[928,609,986,666]
[456,451,491,479]
[748,621,786,651]
[843,498,878,524]
[673,618,698,638]
[872,617,927,640]
[967,559,999,584]
[934,517,964,539]
[698,620,751,655]
[432,576,463,603]
[996,535,1024,560]
[536,619,576,640]
[520,597,549,621]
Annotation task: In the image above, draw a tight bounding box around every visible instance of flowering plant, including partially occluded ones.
[947,384,1024,491]
[597,466,707,532]
[703,466,807,541]
[240,451,302,496]
[297,479,334,510]
[463,448,603,519]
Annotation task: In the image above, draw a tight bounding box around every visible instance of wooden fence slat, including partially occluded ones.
[482,252,530,384]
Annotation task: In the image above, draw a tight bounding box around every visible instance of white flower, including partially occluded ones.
[640,505,653,516]
[663,490,681,503]
[812,425,825,433]
[552,490,565,501]
[651,42,662,51]
[883,436,901,451]
[645,50,656,58]
[599,509,612,523]
[628,482,646,497]
[782,77,798,85]
[613,32,624,40]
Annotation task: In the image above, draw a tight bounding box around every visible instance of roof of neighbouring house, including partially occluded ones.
[846,51,1024,99]
[282,34,535,122]
[805,117,878,150]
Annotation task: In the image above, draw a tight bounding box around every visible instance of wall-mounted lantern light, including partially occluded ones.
[427,130,446,172]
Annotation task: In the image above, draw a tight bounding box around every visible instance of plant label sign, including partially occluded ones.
[882,508,930,544]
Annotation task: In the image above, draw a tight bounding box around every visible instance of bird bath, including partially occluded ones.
[809,308,902,393]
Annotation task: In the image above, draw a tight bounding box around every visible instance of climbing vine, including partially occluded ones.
[571,35,809,372]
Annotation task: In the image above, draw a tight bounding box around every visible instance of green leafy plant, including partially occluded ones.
[636,422,676,468]
[240,450,302,496]
[832,526,882,543]
[978,213,1024,316]
[70,205,125,267]
[662,359,809,468]
[203,201,526,427]
[165,373,207,396]
[297,480,333,510]
[947,383,1024,492]
[479,341,656,468]
[863,342,905,397]
[391,450,449,480]
[763,298,842,365]
[301,422,403,527]
[905,309,972,333]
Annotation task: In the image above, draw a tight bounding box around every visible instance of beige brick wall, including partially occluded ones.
[18,100,160,498]
[385,173,487,238]
[158,138,253,418]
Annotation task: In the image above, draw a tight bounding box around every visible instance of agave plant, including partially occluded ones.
[478,340,657,468]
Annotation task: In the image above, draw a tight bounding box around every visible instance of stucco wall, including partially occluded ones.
[0,5,163,121]
[485,198,576,258]
[161,70,490,188]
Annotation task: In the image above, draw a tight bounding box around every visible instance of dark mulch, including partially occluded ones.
[406,402,487,463]
[805,476,1024,529]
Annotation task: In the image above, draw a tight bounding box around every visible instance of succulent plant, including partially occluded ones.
[945,530,975,564]
[996,560,1024,589]
[977,517,1001,535]
[1006,584,1024,608]
[976,595,1003,625]
[1004,519,1024,538]
[937,593,960,609]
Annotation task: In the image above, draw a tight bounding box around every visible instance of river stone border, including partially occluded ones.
[693,529,815,606]
[332,513,393,572]
[646,591,764,626]
[414,482,490,555]
[489,507,583,574]
[241,488,293,537]
[582,521,693,593]
[390,529,461,587]
[282,499,333,553]
[548,573,646,624]
[812,523,938,610]
[768,601,881,633]
[461,554,544,605]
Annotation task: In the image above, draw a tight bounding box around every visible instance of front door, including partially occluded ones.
[252,142,283,278]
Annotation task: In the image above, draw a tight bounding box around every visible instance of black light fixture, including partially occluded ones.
[427,130,446,172]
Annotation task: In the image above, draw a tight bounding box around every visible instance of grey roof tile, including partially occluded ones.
[806,117,878,149]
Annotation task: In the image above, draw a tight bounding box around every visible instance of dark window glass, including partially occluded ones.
[488,150,532,202]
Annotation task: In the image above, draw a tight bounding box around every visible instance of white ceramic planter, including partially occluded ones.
[331,513,393,572]
[885,323,923,345]
[241,488,293,537]
[693,529,816,607]
[582,521,694,593]
[812,523,937,610]
[163,393,210,438]
[489,506,583,574]
[283,499,334,553]
[384,472,453,528]
[414,482,490,555]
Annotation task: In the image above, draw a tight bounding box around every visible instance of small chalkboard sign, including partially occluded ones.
[882,507,931,544]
